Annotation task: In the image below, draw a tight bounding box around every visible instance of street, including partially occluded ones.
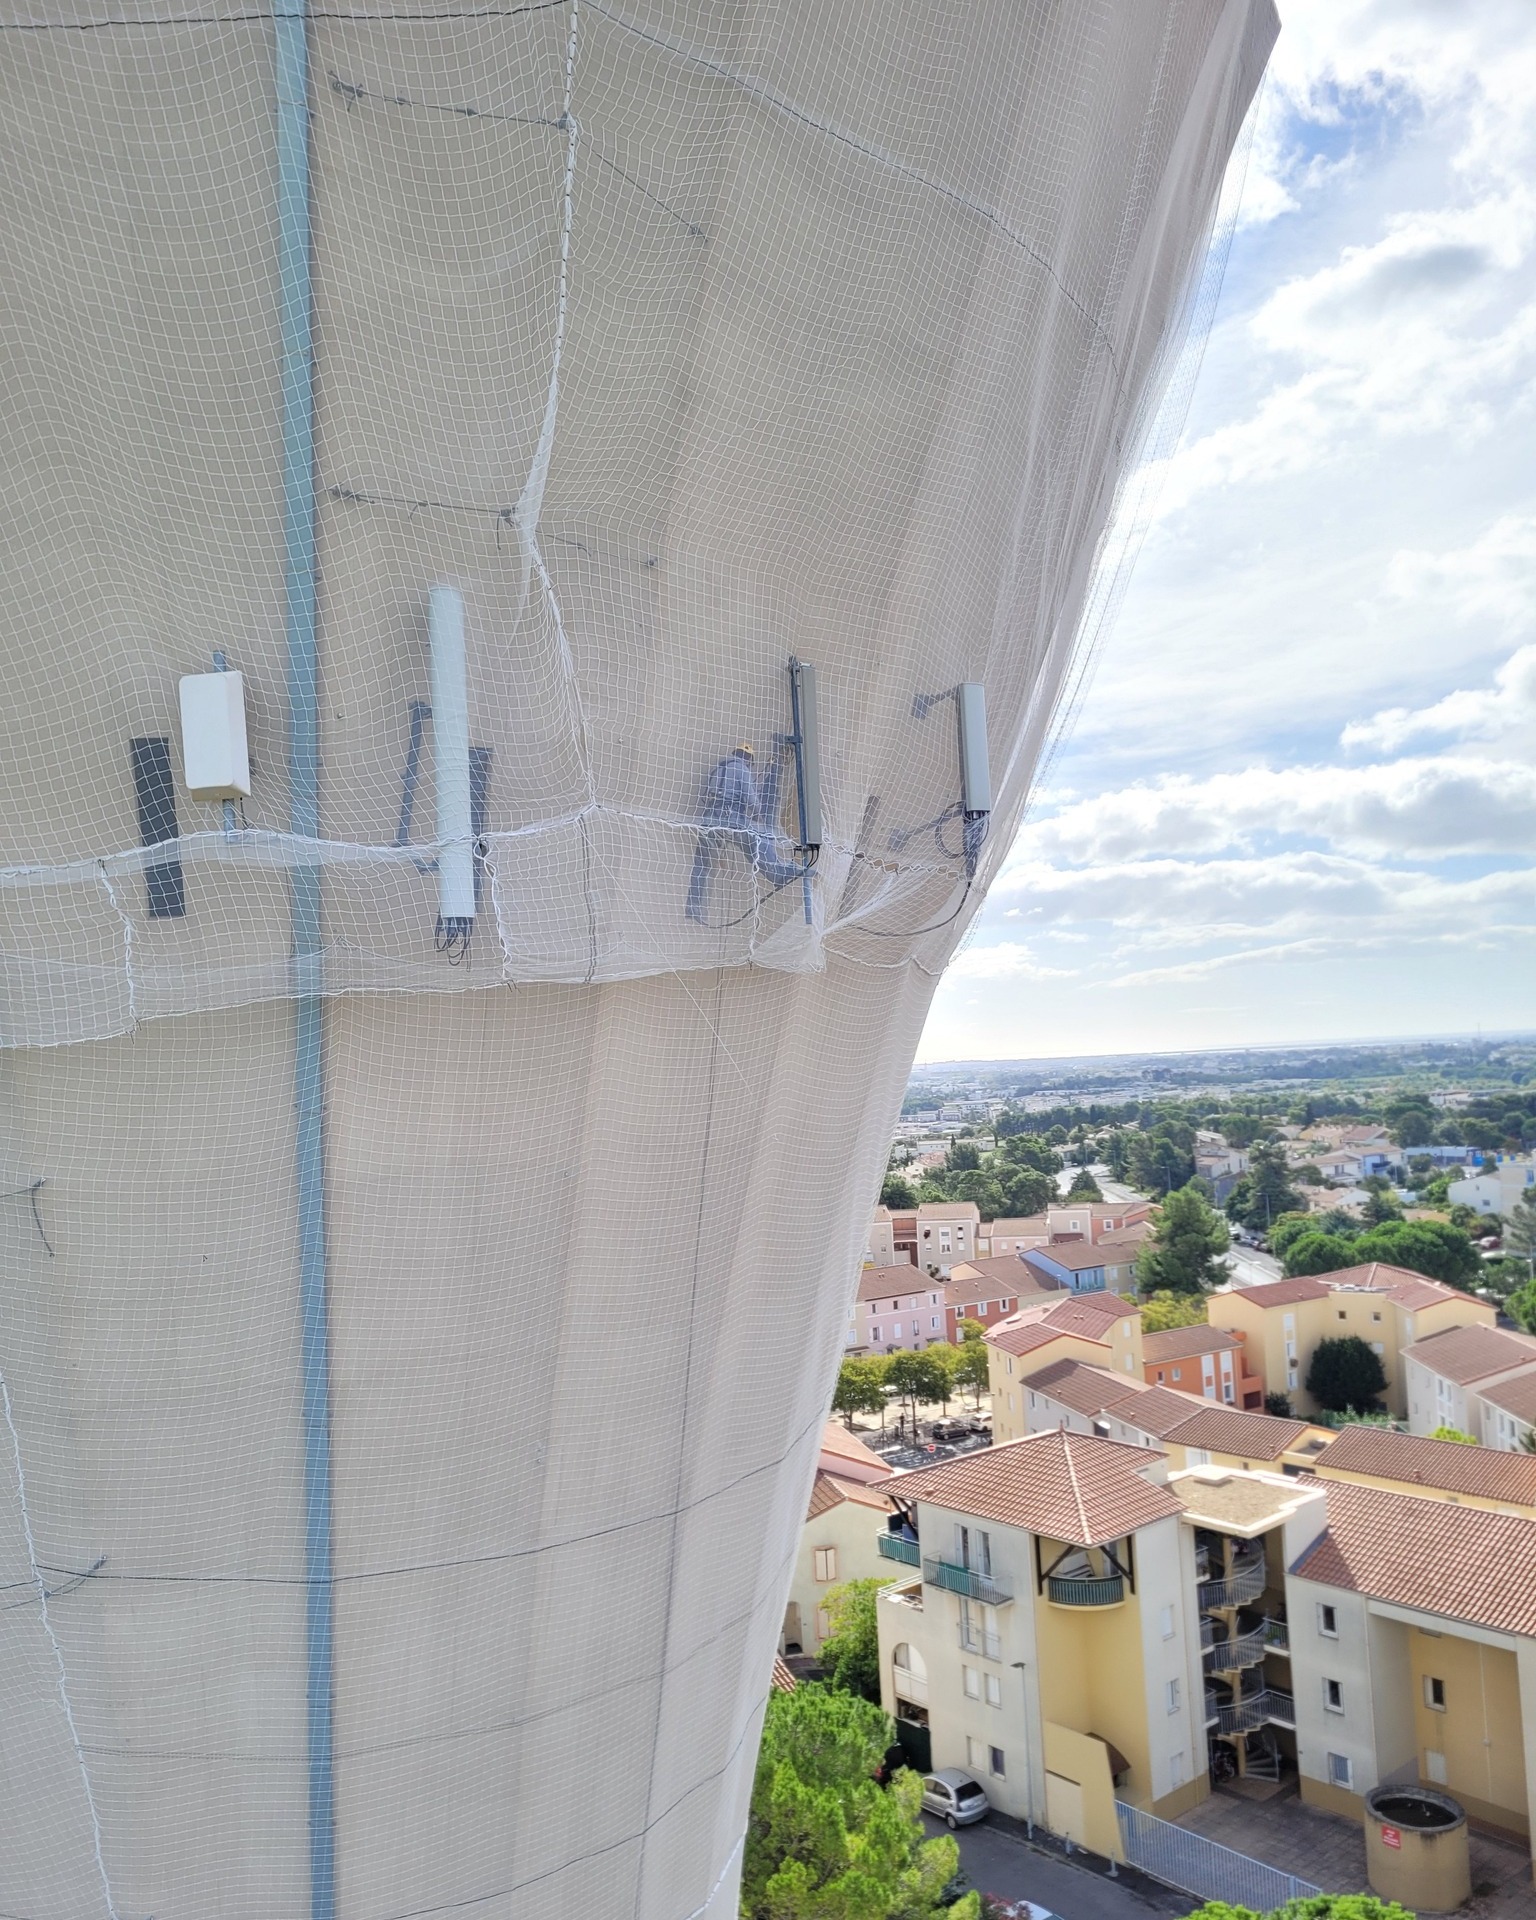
[1222,1242,1282,1289]
[926,1813,1186,1920]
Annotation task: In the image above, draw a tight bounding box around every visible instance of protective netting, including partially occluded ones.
[0,3,1275,1916]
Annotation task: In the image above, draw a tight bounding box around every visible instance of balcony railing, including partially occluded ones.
[1199,1555,1266,1611]
[1205,1690,1221,1726]
[1215,1689,1295,1735]
[923,1559,1012,1606]
[1203,1622,1271,1673]
[1046,1574,1125,1608]
[892,1668,929,1708]
[878,1534,921,1567]
[959,1625,1002,1661]
[1262,1616,1290,1656]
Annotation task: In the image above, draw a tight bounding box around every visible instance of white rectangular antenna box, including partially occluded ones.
[179,671,252,798]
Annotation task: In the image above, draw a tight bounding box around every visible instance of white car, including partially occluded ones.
[921,1768,990,1827]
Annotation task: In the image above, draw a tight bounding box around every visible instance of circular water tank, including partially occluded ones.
[1362,1785,1471,1910]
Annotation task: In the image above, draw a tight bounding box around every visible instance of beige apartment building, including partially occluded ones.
[1401,1322,1536,1445]
[781,1472,896,1657]
[1207,1265,1494,1417]
[875,1430,1210,1855]
[988,1294,1144,1443]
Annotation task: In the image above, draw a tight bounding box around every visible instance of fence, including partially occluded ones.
[1116,1803,1322,1910]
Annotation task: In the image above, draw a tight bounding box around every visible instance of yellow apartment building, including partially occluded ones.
[874,1429,1209,1858]
[1287,1478,1536,1863]
[1312,1422,1536,1517]
[987,1294,1144,1443]
[780,1469,897,1656]
[1207,1265,1494,1418]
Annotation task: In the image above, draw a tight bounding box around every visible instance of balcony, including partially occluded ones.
[958,1625,1002,1661]
[923,1559,1012,1606]
[892,1668,929,1708]
[1046,1574,1125,1608]
[1199,1555,1266,1612]
[1262,1616,1290,1656]
[878,1534,921,1568]
[1215,1689,1295,1735]
[1205,1689,1221,1726]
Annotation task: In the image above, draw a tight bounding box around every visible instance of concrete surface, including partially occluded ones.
[927,1812,1185,1920]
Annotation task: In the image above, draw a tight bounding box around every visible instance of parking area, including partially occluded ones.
[926,1812,1184,1920]
[1178,1784,1534,1919]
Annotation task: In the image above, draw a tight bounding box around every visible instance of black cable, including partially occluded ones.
[696,850,818,931]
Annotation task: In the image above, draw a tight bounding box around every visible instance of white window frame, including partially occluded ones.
[1317,1602,1337,1638]
[1324,1677,1344,1714]
[1327,1752,1352,1789]
[813,1546,837,1584]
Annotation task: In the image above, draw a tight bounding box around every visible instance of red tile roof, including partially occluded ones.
[1402,1323,1536,1386]
[1144,1325,1243,1365]
[1156,1403,1310,1462]
[1317,1262,1467,1312]
[819,1421,895,1480]
[806,1470,897,1520]
[1023,1356,1147,1418]
[1220,1276,1335,1309]
[770,1655,798,1693]
[1480,1372,1536,1427]
[856,1264,937,1304]
[893,1429,1181,1547]
[1024,1241,1136,1275]
[1111,1385,1224,1439]
[1315,1424,1536,1507]
[1293,1477,1536,1638]
[986,1321,1102,1361]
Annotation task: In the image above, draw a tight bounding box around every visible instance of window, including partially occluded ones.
[1372,1342,1384,1356]
[1324,1678,1343,1713]
[1317,1603,1337,1637]
[1172,1367,1182,1381]
[1156,1370,1165,1385]
[1166,1679,1181,1714]
[1223,1382,1236,1403]
[931,1317,939,1331]
[1328,1752,1352,1789]
[813,1547,838,1584]
[872,1326,881,1342]
[985,1672,1002,1708]
[1426,1749,1448,1785]
[816,1607,831,1640]
[1007,1357,1014,1376]
[1337,1309,1346,1320]
[1287,1368,1299,1390]
[1159,1606,1175,1640]
[989,1746,1006,1778]
[1424,1675,1446,1711]
[1371,1311,1382,1323]
[963,1666,980,1700]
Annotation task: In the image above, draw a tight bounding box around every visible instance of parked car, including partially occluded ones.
[967,1413,992,1436]
[920,1769,990,1828]
[930,1418,969,1443]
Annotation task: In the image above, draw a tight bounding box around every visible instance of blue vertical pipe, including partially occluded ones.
[276,9,335,1920]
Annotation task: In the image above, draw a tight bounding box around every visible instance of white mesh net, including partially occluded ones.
[0,2,1274,1915]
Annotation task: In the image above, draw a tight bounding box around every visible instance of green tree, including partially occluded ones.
[816,1579,883,1701]
[880,1173,918,1211]
[948,1169,1008,1217]
[945,1140,981,1175]
[1505,1188,1536,1278]
[1264,1392,1293,1418]
[1267,1212,1326,1261]
[1506,1278,1536,1336]
[1429,1425,1477,1444]
[1352,1219,1480,1288]
[1177,1901,1417,1920]
[1001,1166,1054,1217]
[1139,1290,1210,1333]
[833,1356,889,1429]
[1065,1167,1104,1202]
[953,1337,991,1408]
[1136,1185,1229,1296]
[885,1349,950,1432]
[742,1685,978,1920]
[1360,1177,1401,1226]
[1306,1335,1388,1414]
[1227,1140,1305,1233]
[1128,1128,1196,1196]
[1282,1231,1355,1276]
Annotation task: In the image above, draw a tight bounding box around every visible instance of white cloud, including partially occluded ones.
[944,943,1070,982]
[1009,752,1536,864]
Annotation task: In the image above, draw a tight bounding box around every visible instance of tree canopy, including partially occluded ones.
[1279,1217,1480,1288]
[1180,1900,1416,1920]
[1136,1185,1229,1296]
[1064,1167,1104,1201]
[1225,1140,1305,1232]
[816,1579,883,1702]
[1306,1335,1388,1414]
[880,1174,917,1211]
[833,1357,890,1428]
[1139,1290,1211,1333]
[742,1686,978,1920]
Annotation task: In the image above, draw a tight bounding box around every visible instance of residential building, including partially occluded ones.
[1401,1323,1536,1444]
[1448,1155,1536,1218]
[988,1295,1144,1443]
[1169,1467,1330,1787]
[854,1263,950,1354]
[1481,1372,1536,1455]
[1022,1238,1139,1297]
[915,1202,983,1275]
[1042,1200,1154,1245]
[874,1430,1210,1851]
[1207,1266,1495,1418]
[1143,1325,1262,1409]
[867,1205,897,1267]
[984,1214,1052,1258]
[1312,1423,1536,1517]
[1287,1478,1536,1857]
[818,1421,898,1487]
[942,1258,1033,1340]
[1195,1147,1249,1206]
[781,1431,897,1656]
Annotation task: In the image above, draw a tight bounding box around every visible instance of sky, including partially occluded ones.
[918,0,1536,1064]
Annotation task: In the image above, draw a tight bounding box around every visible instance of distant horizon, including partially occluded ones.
[911,1030,1536,1072]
